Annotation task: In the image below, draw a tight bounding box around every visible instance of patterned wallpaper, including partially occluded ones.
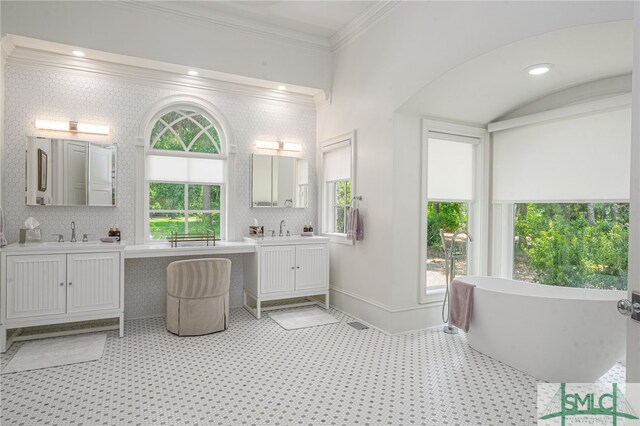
[3,64,317,317]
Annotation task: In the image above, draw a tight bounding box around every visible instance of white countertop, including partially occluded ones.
[124,241,256,259]
[1,236,329,258]
[1,241,125,254]
[244,235,330,245]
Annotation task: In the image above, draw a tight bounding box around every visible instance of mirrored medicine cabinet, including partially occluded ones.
[251,154,308,208]
[26,136,117,206]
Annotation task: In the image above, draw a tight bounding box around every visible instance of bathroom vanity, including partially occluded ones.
[0,242,125,352]
[243,236,329,319]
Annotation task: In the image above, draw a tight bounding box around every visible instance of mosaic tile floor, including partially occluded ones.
[0,308,626,425]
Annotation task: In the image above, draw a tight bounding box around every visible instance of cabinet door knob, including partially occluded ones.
[68,282,73,286]
[296,266,300,269]
[60,282,64,286]
[291,267,295,270]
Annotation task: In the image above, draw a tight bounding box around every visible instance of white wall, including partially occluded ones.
[0,1,331,92]
[318,1,633,333]
[2,63,318,318]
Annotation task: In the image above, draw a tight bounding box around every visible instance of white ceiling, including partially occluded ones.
[398,20,634,125]
[149,1,376,39]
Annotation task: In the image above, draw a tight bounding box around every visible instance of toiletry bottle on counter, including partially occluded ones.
[114,224,121,242]
[308,223,313,233]
[303,223,309,232]
[108,225,115,238]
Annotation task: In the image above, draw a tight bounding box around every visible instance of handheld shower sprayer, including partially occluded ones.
[441,229,472,335]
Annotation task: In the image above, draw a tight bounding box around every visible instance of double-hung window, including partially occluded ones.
[321,132,355,242]
[145,109,226,241]
[423,133,477,293]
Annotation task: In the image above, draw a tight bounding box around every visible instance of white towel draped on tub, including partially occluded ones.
[0,207,7,247]
[346,207,364,241]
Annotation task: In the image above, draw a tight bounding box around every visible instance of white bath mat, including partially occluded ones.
[268,307,339,330]
[2,333,107,374]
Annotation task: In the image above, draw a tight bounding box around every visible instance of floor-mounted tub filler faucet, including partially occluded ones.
[279,220,286,237]
[70,221,77,243]
[441,229,473,335]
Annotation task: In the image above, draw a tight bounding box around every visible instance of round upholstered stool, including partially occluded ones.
[166,258,231,336]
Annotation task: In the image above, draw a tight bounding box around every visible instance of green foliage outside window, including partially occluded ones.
[427,202,468,250]
[334,180,351,233]
[149,183,221,240]
[514,203,628,290]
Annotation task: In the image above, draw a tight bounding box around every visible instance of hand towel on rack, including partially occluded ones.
[346,208,364,241]
[0,207,7,247]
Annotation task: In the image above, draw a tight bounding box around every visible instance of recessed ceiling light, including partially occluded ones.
[188,70,199,76]
[72,50,85,57]
[277,85,287,91]
[526,63,554,76]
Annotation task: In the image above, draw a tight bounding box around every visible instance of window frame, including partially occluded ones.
[419,120,489,304]
[320,131,356,245]
[325,179,351,235]
[141,102,229,243]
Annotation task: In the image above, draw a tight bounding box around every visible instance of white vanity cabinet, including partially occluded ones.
[1,243,125,352]
[243,237,329,319]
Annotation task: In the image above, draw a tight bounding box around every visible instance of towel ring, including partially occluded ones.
[351,196,363,207]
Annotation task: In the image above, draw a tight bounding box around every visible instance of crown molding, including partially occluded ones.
[330,1,402,52]
[313,91,332,109]
[116,1,331,52]
[1,36,16,60]
[6,45,320,109]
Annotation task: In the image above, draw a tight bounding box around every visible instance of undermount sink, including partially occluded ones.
[245,235,327,244]
[38,241,104,247]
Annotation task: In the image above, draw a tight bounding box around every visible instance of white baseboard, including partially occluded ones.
[330,286,446,335]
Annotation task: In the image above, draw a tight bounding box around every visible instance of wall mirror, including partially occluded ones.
[251,154,308,208]
[26,137,117,206]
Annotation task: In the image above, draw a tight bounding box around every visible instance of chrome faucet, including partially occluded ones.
[279,220,286,237]
[70,221,77,243]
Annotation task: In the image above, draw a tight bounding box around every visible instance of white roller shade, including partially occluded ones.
[427,138,475,201]
[492,107,631,202]
[323,145,351,182]
[145,155,224,184]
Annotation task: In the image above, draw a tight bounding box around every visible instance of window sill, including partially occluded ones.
[323,233,354,246]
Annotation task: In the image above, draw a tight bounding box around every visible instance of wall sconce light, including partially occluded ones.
[255,140,302,152]
[35,119,110,136]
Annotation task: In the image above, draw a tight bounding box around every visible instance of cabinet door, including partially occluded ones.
[67,252,120,313]
[6,254,67,319]
[295,244,327,291]
[260,245,296,294]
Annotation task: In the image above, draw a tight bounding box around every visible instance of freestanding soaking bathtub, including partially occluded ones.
[458,276,627,383]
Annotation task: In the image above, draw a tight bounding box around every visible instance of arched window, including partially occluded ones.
[150,110,221,154]
[145,108,226,241]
